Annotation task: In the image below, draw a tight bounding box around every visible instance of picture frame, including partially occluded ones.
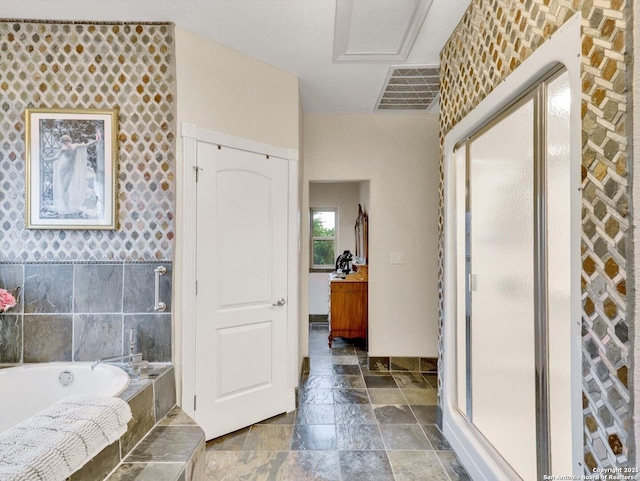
[25,108,119,229]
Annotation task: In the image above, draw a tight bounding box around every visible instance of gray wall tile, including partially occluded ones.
[154,366,177,421]
[124,314,172,362]
[185,439,205,481]
[74,264,123,313]
[420,358,438,373]
[124,263,172,313]
[0,265,23,290]
[0,315,22,363]
[68,440,121,481]
[0,261,172,366]
[125,426,204,463]
[73,314,123,361]
[120,383,156,459]
[24,264,73,313]
[106,463,184,481]
[390,357,419,371]
[0,265,23,313]
[24,314,72,362]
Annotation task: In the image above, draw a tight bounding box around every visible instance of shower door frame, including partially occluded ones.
[442,13,582,480]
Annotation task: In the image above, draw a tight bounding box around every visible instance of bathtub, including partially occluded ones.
[0,362,130,433]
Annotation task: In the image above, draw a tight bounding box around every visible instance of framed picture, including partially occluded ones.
[25,108,118,229]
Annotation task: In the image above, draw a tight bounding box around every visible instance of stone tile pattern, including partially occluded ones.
[69,366,205,481]
[0,20,175,262]
[204,325,471,481]
[438,0,632,473]
[0,262,172,363]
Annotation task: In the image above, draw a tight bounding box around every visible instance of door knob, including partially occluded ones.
[272,297,286,307]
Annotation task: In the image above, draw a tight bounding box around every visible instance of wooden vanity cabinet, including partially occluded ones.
[329,279,368,347]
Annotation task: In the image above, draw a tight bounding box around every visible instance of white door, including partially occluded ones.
[194,141,289,440]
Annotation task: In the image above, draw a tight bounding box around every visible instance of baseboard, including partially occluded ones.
[368,356,438,373]
[286,389,297,413]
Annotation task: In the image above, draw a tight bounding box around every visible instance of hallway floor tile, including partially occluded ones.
[203,323,471,480]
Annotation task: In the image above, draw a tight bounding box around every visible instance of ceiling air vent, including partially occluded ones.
[375,65,439,110]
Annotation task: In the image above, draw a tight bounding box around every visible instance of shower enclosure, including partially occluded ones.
[442,27,582,478]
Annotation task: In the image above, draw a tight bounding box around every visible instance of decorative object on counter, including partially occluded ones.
[25,108,119,229]
[0,288,16,313]
[335,250,353,276]
[346,264,368,281]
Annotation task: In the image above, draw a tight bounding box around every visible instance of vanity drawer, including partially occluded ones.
[331,280,367,293]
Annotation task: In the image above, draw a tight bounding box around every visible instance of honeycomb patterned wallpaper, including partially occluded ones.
[0,20,175,262]
[437,0,632,473]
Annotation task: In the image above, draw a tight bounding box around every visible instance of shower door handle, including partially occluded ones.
[468,274,477,291]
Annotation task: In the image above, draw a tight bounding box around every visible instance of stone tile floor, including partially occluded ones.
[203,323,471,480]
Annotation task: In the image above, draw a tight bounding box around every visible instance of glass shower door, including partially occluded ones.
[468,96,537,480]
[453,68,573,479]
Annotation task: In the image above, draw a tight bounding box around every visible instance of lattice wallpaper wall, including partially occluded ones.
[438,0,632,472]
[0,21,176,262]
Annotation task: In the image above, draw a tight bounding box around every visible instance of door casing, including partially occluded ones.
[180,123,299,422]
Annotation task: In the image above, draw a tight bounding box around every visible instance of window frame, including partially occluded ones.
[310,207,338,270]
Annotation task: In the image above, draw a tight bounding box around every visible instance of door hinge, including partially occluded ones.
[195,280,198,295]
[194,395,197,411]
[193,166,204,182]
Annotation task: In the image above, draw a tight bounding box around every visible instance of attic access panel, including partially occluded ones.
[334,0,433,62]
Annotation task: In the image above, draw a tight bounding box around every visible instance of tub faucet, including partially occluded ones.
[91,353,145,370]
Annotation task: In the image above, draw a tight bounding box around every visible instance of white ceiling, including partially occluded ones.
[0,0,471,114]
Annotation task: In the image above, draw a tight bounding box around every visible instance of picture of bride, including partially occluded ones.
[45,130,102,219]
[26,108,118,230]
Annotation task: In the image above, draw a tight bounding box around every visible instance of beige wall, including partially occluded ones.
[174,27,300,149]
[173,27,301,401]
[303,114,440,358]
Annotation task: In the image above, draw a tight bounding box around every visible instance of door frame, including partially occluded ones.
[441,13,582,480]
[180,122,299,419]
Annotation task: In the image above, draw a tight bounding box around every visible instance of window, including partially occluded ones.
[310,208,337,269]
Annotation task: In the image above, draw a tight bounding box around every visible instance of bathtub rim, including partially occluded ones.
[0,361,131,398]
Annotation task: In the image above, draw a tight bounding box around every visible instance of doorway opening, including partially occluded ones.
[308,180,370,348]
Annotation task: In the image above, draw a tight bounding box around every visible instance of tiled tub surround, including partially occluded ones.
[69,364,205,481]
[0,262,172,364]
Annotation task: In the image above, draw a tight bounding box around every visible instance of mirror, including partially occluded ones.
[354,204,368,264]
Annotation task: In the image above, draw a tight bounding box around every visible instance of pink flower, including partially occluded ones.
[0,289,16,312]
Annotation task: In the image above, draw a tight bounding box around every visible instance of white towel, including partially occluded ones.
[0,395,132,481]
